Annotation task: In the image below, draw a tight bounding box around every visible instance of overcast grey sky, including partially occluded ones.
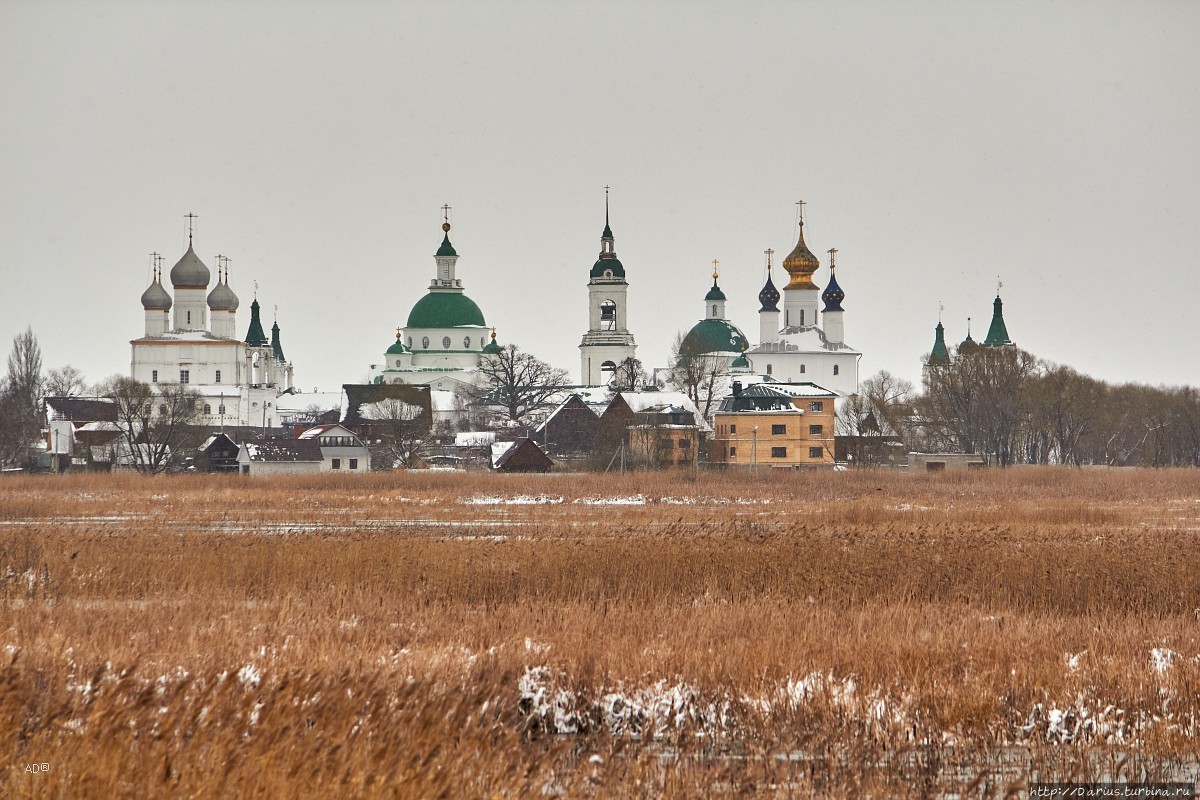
[2,0,1197,394]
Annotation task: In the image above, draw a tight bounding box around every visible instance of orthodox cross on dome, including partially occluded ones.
[441,204,451,224]
[273,304,278,322]
[150,251,160,281]
[253,279,258,300]
[765,248,774,271]
[828,247,838,271]
[395,326,402,340]
[712,258,720,280]
[939,301,944,323]
[997,277,1003,296]
[795,199,806,226]
[184,213,198,246]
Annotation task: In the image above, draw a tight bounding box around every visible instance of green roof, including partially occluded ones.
[983,296,1013,347]
[929,322,951,366]
[406,291,486,329]
[482,335,503,355]
[590,256,625,280]
[385,338,409,355]
[704,282,727,302]
[436,233,457,257]
[244,299,269,347]
[271,322,286,362]
[680,318,748,357]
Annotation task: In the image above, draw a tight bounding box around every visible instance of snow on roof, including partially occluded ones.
[490,441,516,467]
[430,389,461,413]
[612,391,713,432]
[274,391,346,415]
[750,382,838,398]
[297,423,359,440]
[130,330,242,343]
[749,327,859,355]
[240,439,322,462]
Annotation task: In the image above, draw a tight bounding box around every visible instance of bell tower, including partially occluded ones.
[579,187,637,386]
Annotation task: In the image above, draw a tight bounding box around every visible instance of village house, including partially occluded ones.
[709,382,838,468]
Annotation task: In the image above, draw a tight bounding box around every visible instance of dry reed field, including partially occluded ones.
[2,467,1199,798]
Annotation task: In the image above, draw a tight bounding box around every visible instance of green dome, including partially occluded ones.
[481,335,503,355]
[680,318,748,357]
[386,338,409,355]
[406,292,486,329]
[704,282,727,302]
[590,257,625,280]
[436,233,457,257]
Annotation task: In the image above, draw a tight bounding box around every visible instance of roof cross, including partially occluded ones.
[795,199,806,227]
[184,212,198,246]
[828,247,838,271]
[441,204,451,224]
[711,258,719,281]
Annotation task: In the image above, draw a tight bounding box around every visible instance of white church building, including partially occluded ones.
[579,193,637,385]
[130,224,295,427]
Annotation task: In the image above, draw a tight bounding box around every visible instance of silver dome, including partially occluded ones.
[169,245,210,288]
[140,279,172,311]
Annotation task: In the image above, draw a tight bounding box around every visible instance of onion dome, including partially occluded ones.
[207,271,239,311]
[590,193,625,279]
[959,318,978,353]
[271,321,286,362]
[983,294,1013,347]
[482,328,503,355]
[782,216,820,291]
[704,280,727,303]
[680,319,749,357]
[758,272,780,312]
[140,274,172,311]
[245,298,269,347]
[169,244,211,289]
[928,322,951,366]
[821,249,844,312]
[385,327,410,355]
[435,222,457,257]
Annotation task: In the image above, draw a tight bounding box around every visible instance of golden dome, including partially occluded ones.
[782,220,820,290]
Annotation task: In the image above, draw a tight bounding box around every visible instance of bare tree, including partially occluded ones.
[609,356,649,393]
[360,396,432,468]
[668,331,728,424]
[477,343,569,425]
[45,364,87,398]
[98,376,201,473]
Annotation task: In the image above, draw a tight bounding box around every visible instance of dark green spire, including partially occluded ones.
[245,299,268,347]
[983,295,1013,347]
[929,321,951,366]
[271,320,286,362]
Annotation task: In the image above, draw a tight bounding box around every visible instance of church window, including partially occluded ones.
[463,336,471,348]
[421,337,429,349]
[480,337,485,348]
[187,311,191,326]
[151,370,158,383]
[442,336,451,349]
[799,310,804,326]
[771,447,787,458]
[712,305,717,317]
[215,369,221,383]
[809,401,823,412]
[600,300,616,330]
[833,365,840,375]
[218,405,225,414]
[180,369,190,383]
[766,364,772,376]
[407,337,413,347]
[800,364,806,374]
[203,404,211,415]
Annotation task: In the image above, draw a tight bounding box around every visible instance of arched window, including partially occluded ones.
[600,300,617,330]
[421,336,429,349]
[798,310,804,326]
[600,360,617,377]
[407,337,412,347]
[833,364,840,375]
[800,364,806,374]
[203,404,211,415]
[712,305,717,317]
[442,336,451,349]
[218,404,225,414]
[480,337,485,348]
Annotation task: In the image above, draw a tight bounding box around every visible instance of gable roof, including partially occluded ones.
[297,423,361,441]
[45,396,117,422]
[239,439,322,462]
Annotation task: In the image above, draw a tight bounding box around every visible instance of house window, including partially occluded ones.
[730,424,736,434]
[729,446,737,458]
[215,370,221,383]
[421,337,429,348]
[349,458,358,470]
[771,424,787,435]
[766,364,772,376]
[809,447,824,459]
[810,424,823,435]
[809,401,823,412]
[331,458,341,470]
[678,439,690,449]
[180,369,190,383]
[833,365,840,376]
[442,336,451,349]
[771,447,787,458]
[158,404,167,415]
[151,370,158,383]
[203,404,211,415]
[800,364,806,374]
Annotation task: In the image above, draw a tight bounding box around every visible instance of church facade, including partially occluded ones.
[130,225,294,428]
[579,194,637,385]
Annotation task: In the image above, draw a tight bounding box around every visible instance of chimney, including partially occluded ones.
[732,381,743,396]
